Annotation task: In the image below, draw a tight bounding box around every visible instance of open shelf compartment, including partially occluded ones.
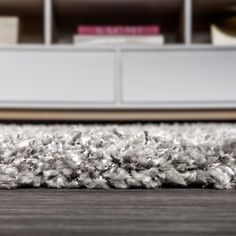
[192,0,236,44]
[51,0,186,45]
[0,0,44,45]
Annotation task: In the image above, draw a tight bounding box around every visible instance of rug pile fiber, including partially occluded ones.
[0,123,236,189]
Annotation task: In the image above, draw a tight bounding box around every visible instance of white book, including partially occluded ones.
[211,24,236,46]
[73,35,164,46]
[0,17,19,44]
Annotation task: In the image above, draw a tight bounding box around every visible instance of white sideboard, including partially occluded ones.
[0,0,236,120]
[0,46,235,109]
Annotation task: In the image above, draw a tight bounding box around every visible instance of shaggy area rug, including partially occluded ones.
[0,123,235,190]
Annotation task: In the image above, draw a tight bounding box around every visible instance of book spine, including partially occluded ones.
[77,26,160,35]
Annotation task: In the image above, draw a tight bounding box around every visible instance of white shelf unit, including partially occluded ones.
[0,0,235,111]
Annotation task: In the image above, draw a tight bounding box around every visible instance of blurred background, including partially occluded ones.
[0,0,236,122]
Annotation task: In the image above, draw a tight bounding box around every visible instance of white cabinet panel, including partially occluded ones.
[0,51,115,104]
[122,50,236,104]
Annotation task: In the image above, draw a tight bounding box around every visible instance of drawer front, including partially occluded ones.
[0,51,115,104]
[122,51,236,105]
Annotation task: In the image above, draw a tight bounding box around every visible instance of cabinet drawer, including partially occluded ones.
[0,51,115,105]
[122,50,236,105]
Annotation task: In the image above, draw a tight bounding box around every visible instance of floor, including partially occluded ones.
[0,189,235,236]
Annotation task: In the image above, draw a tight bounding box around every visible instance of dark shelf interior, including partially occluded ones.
[192,0,236,44]
[0,0,44,44]
[52,0,185,45]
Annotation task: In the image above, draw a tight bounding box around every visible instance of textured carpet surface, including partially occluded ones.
[0,123,236,189]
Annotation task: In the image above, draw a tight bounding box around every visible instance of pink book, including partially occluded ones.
[77,25,160,35]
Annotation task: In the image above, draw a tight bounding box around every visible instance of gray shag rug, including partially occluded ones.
[0,123,236,190]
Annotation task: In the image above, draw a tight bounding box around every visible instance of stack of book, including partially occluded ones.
[74,25,164,46]
[0,17,19,45]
